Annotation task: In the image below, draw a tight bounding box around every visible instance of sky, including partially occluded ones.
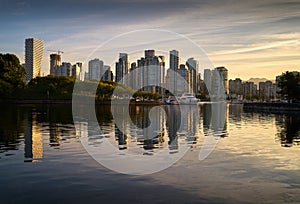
[0,0,300,80]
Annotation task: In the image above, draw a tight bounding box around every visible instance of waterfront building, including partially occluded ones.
[115,53,129,83]
[129,62,137,88]
[186,57,199,94]
[169,50,179,71]
[140,50,165,94]
[72,63,81,79]
[203,69,212,94]
[25,38,44,82]
[49,54,62,76]
[76,62,84,81]
[102,65,113,81]
[215,66,228,94]
[177,64,189,94]
[229,78,243,98]
[56,62,72,76]
[88,58,104,80]
[259,80,277,101]
[242,81,256,99]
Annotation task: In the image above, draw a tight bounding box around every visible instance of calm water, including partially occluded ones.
[0,103,299,203]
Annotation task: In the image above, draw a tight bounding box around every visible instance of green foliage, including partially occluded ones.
[96,81,116,101]
[133,91,161,100]
[277,71,300,103]
[23,76,75,99]
[22,77,132,101]
[0,53,25,98]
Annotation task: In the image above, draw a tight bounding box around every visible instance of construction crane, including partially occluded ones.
[47,49,64,55]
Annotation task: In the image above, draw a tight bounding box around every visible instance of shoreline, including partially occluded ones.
[0,99,161,105]
[243,102,300,112]
[1,99,300,110]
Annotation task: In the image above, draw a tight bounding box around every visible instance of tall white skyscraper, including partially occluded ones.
[25,38,44,82]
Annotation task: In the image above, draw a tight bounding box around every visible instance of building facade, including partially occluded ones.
[25,38,44,82]
[88,58,104,80]
[186,57,199,94]
[203,69,212,94]
[229,78,243,97]
[215,67,228,94]
[49,54,62,76]
[115,53,129,83]
[169,50,179,71]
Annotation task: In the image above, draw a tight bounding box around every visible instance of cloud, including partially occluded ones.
[211,40,299,55]
[1,0,300,78]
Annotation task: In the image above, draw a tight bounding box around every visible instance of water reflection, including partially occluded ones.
[1,103,300,163]
[276,114,300,147]
[242,105,300,147]
[24,112,43,162]
[202,103,227,138]
[0,104,75,161]
[0,104,25,153]
[96,105,204,154]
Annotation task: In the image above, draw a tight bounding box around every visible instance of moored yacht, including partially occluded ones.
[178,93,199,104]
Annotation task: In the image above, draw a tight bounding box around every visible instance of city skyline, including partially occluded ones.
[0,0,299,80]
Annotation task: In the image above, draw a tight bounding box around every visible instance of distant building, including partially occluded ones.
[203,69,212,94]
[56,62,72,76]
[169,50,179,71]
[186,57,199,94]
[49,54,62,76]
[259,80,277,101]
[176,64,189,94]
[139,50,165,94]
[229,78,243,97]
[76,62,83,81]
[72,63,81,79]
[88,58,104,80]
[102,65,113,81]
[25,38,44,82]
[202,67,228,99]
[115,53,129,83]
[242,81,257,98]
[129,62,137,88]
[215,67,228,94]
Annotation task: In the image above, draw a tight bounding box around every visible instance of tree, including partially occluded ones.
[0,53,25,98]
[277,71,300,103]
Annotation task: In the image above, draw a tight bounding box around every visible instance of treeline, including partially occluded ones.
[0,53,161,101]
[277,71,300,103]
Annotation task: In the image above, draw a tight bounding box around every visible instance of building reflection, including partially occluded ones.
[202,103,227,138]
[24,111,43,162]
[115,126,128,150]
[164,105,181,151]
[130,105,165,150]
[82,103,229,154]
[0,104,25,153]
[228,104,243,123]
[49,123,61,147]
[276,114,300,147]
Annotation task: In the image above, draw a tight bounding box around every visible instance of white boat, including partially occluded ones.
[178,93,199,105]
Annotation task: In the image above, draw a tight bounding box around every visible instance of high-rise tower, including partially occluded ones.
[50,54,61,76]
[25,38,44,82]
[169,50,179,70]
